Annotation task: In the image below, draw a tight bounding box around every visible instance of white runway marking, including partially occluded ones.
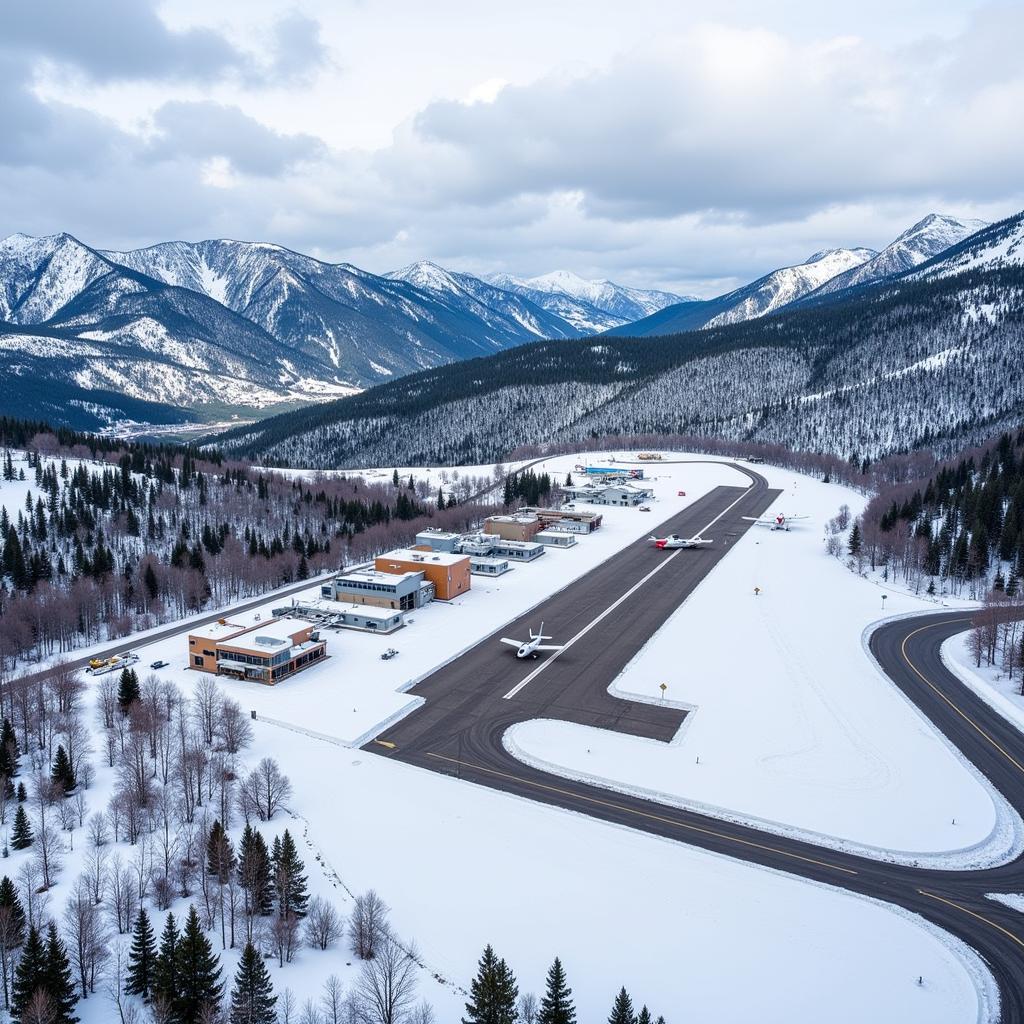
[502,482,758,700]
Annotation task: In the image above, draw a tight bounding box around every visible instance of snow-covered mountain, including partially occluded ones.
[385,261,579,340]
[807,214,989,297]
[704,248,876,327]
[487,270,690,331]
[607,247,877,337]
[909,211,1024,280]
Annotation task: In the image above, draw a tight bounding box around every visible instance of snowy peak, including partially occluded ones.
[705,247,876,328]
[388,260,465,294]
[911,211,1024,279]
[807,213,990,297]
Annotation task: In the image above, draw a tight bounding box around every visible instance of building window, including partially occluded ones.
[193,655,203,666]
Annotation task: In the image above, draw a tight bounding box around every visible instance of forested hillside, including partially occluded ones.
[0,426,501,670]
[216,263,1024,469]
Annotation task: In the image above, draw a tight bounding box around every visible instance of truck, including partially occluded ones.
[85,651,140,676]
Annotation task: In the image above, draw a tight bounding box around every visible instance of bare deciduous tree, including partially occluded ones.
[356,934,419,1024]
[350,890,389,960]
[305,896,343,951]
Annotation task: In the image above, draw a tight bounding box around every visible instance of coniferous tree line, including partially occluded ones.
[0,430,506,672]
[462,945,668,1024]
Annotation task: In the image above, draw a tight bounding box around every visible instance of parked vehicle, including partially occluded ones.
[86,651,140,675]
[150,660,169,670]
[381,648,399,661]
[639,506,651,512]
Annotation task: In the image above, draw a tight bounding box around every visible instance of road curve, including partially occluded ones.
[367,469,1024,1021]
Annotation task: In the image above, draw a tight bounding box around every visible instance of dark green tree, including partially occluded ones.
[636,1008,653,1024]
[238,825,272,916]
[117,667,141,712]
[10,925,46,1022]
[228,941,276,1024]
[462,944,519,1024]
[125,907,157,1001]
[848,521,862,557]
[50,744,75,793]
[174,906,223,1024]
[271,830,308,917]
[0,875,26,1010]
[10,806,32,850]
[0,719,19,779]
[538,958,576,1024]
[42,922,79,1024]
[607,987,635,1024]
[151,912,180,1009]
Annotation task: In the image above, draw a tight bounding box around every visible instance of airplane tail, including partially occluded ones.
[531,622,554,641]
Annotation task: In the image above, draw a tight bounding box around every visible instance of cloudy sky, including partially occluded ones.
[2,0,1022,295]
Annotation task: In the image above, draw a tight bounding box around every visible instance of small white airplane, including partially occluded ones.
[743,512,811,532]
[649,534,714,550]
[500,623,564,659]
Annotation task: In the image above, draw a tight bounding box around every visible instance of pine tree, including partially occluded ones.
[50,744,75,793]
[538,958,576,1024]
[152,912,180,1009]
[228,941,276,1024]
[10,805,32,850]
[10,925,46,1022]
[42,922,79,1024]
[271,830,308,917]
[848,521,862,557]
[463,944,519,1024]
[174,906,224,1024]
[15,782,26,803]
[0,719,19,779]
[607,987,635,1024]
[636,1008,653,1024]
[117,667,141,713]
[125,907,157,1001]
[0,875,25,942]
[238,825,273,916]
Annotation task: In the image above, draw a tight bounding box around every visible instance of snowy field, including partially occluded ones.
[1,448,1002,1021]
[501,456,1013,866]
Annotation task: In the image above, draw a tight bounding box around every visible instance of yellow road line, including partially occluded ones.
[899,619,1024,774]
[918,889,1024,949]
[426,751,858,876]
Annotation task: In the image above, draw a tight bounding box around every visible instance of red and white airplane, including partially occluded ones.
[742,512,811,532]
[649,533,713,549]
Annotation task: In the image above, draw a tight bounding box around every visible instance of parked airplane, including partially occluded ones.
[649,534,713,549]
[500,623,564,659]
[742,513,811,531]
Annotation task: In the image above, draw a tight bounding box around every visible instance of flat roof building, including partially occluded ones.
[324,567,433,610]
[469,555,512,576]
[484,514,543,542]
[535,529,578,548]
[335,604,404,634]
[188,618,326,685]
[518,506,603,532]
[563,483,653,507]
[489,539,546,562]
[414,528,462,553]
[375,548,471,601]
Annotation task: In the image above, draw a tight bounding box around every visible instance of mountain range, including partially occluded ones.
[0,211,997,433]
[213,210,1024,469]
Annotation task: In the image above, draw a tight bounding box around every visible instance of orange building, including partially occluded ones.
[187,617,326,684]
[374,548,471,601]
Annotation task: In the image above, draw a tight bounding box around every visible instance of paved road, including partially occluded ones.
[368,467,1024,1020]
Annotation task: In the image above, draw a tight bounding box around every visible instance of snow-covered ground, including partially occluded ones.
[943,634,1024,734]
[498,456,1012,866]
[4,449,1004,1021]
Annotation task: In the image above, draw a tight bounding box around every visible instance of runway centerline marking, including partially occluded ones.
[425,751,858,876]
[899,619,1024,774]
[503,483,760,700]
[918,889,1024,949]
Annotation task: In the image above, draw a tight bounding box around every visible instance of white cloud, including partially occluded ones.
[0,1,1021,292]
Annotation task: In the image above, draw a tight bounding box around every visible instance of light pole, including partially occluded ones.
[881,593,888,613]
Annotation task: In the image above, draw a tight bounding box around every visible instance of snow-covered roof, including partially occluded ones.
[378,548,470,567]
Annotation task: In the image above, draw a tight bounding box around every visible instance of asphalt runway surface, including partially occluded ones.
[368,466,1024,1020]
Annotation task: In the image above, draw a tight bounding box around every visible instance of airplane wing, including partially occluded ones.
[499,638,523,648]
[742,516,771,525]
[532,645,564,651]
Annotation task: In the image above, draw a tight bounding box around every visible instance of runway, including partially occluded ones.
[368,466,1024,1020]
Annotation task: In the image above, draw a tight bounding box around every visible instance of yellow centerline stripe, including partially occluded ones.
[426,751,858,876]
[918,889,1024,948]
[899,618,1024,774]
